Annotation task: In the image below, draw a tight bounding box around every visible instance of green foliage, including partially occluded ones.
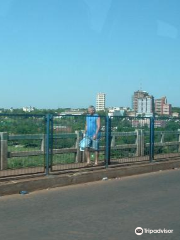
[96,110,107,116]
[165,120,180,131]
[2,113,180,168]
[111,118,135,132]
[0,116,45,134]
[8,156,44,169]
[172,107,180,114]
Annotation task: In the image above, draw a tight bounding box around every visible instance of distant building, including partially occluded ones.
[154,120,166,128]
[23,106,34,112]
[162,104,172,116]
[137,95,154,117]
[172,112,179,118]
[132,118,150,128]
[108,107,125,117]
[132,90,149,112]
[155,97,172,116]
[96,93,105,111]
[132,119,166,128]
[60,109,85,115]
[126,110,136,117]
[155,97,167,115]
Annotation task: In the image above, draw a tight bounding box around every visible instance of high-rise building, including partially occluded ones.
[163,103,172,116]
[155,97,167,115]
[96,93,105,111]
[155,97,171,116]
[137,96,154,117]
[132,90,149,112]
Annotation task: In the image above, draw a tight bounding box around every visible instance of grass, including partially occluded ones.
[8,156,45,169]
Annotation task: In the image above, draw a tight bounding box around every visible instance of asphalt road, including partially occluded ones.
[0,169,180,240]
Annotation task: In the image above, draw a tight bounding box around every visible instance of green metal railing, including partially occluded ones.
[0,114,180,178]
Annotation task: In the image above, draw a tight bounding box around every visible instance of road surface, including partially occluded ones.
[0,169,180,240]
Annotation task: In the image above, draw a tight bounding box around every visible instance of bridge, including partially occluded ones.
[0,129,180,178]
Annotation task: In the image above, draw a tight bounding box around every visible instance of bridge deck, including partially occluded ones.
[0,153,180,178]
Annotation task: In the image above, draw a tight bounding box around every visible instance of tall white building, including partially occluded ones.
[96,93,105,111]
[132,90,149,112]
[137,96,154,117]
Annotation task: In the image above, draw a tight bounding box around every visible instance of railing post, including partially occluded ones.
[135,129,141,157]
[150,117,154,162]
[75,131,83,163]
[105,116,111,168]
[161,132,164,143]
[41,135,45,152]
[111,134,116,147]
[45,114,52,175]
[0,132,8,170]
[50,114,53,171]
[141,129,145,156]
[178,129,180,153]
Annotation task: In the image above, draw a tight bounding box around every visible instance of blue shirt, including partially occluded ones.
[86,114,100,139]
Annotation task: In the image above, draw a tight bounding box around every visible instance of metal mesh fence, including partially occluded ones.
[0,114,46,178]
[110,117,151,164]
[1,113,180,178]
[51,115,106,171]
[153,117,180,160]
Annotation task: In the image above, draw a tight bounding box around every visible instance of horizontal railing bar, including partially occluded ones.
[9,134,45,140]
[146,141,179,147]
[53,134,77,139]
[0,113,46,117]
[145,131,180,135]
[9,150,44,157]
[6,130,180,142]
[8,140,180,158]
[111,144,137,149]
[110,132,137,136]
[9,150,75,157]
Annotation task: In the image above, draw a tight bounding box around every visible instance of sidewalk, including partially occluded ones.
[1,159,180,196]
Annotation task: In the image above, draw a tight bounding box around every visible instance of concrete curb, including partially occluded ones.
[1,159,180,196]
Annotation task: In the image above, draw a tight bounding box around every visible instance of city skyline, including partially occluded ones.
[0,89,178,110]
[0,0,180,109]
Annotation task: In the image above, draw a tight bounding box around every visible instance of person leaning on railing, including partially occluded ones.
[85,105,101,166]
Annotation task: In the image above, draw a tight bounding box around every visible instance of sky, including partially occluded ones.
[0,0,180,109]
